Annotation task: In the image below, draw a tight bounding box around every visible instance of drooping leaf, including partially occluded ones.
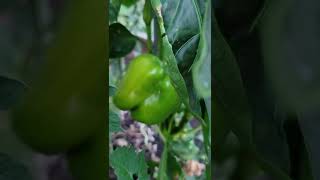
[151,0,206,124]
[110,147,149,180]
[175,35,200,73]
[109,23,137,58]
[192,0,211,98]
[161,0,205,72]
[151,1,190,112]
[161,0,202,52]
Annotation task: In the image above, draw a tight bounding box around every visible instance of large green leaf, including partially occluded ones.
[110,147,149,180]
[151,1,191,118]
[109,23,137,58]
[151,0,205,124]
[161,0,206,72]
[192,0,211,98]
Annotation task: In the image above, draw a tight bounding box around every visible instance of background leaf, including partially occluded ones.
[109,111,122,133]
[110,147,149,180]
[192,0,211,98]
[109,23,137,58]
[122,0,138,7]
[161,0,205,72]
[109,0,121,23]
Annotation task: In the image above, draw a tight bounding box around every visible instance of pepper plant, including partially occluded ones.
[109,0,211,179]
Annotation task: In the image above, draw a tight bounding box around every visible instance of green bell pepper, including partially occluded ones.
[113,54,181,125]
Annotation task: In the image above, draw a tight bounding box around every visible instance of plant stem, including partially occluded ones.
[146,24,152,52]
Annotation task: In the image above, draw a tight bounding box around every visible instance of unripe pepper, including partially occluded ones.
[113,54,181,125]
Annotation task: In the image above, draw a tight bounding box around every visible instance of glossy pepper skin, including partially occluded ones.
[113,54,180,125]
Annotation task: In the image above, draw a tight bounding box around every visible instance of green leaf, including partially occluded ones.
[213,12,252,146]
[185,73,201,115]
[110,147,149,180]
[192,0,211,98]
[109,111,122,133]
[151,0,208,125]
[109,0,121,23]
[170,134,199,160]
[122,0,138,7]
[161,0,202,51]
[152,0,209,124]
[0,153,32,180]
[158,144,169,180]
[175,35,200,73]
[109,23,137,58]
[151,1,190,111]
[167,153,184,179]
[161,0,204,72]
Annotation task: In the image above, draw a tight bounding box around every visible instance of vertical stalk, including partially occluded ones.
[143,0,153,53]
[146,23,152,52]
